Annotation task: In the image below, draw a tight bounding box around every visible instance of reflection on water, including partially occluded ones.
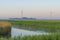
[11,28,45,37]
[0,26,49,38]
[11,27,49,37]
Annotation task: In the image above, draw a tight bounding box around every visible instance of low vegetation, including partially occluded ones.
[8,20,60,32]
[0,33,60,40]
[0,21,11,35]
[0,20,60,40]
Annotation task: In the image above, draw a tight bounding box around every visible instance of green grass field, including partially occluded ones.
[0,33,60,40]
[0,20,60,40]
[7,20,60,32]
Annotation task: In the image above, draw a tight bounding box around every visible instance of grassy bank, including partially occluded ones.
[7,20,60,32]
[0,20,60,32]
[0,33,60,40]
[0,20,60,40]
[0,21,11,35]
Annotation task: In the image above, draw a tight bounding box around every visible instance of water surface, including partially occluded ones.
[11,26,49,37]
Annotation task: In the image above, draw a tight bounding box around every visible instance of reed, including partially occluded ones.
[0,21,11,35]
[0,33,60,40]
[9,20,60,32]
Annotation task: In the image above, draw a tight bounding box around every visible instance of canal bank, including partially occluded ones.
[0,21,11,37]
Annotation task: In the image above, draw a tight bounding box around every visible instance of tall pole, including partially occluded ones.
[50,12,53,19]
[21,10,23,18]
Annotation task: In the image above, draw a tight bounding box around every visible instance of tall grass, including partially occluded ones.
[8,20,60,32]
[0,20,60,40]
[0,21,11,35]
[0,20,60,32]
[0,33,60,40]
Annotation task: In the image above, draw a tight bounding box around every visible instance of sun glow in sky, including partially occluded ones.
[0,0,60,19]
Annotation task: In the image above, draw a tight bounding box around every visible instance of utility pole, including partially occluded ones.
[21,10,23,18]
[50,12,53,19]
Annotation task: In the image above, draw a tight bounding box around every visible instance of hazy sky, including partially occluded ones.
[0,0,60,19]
